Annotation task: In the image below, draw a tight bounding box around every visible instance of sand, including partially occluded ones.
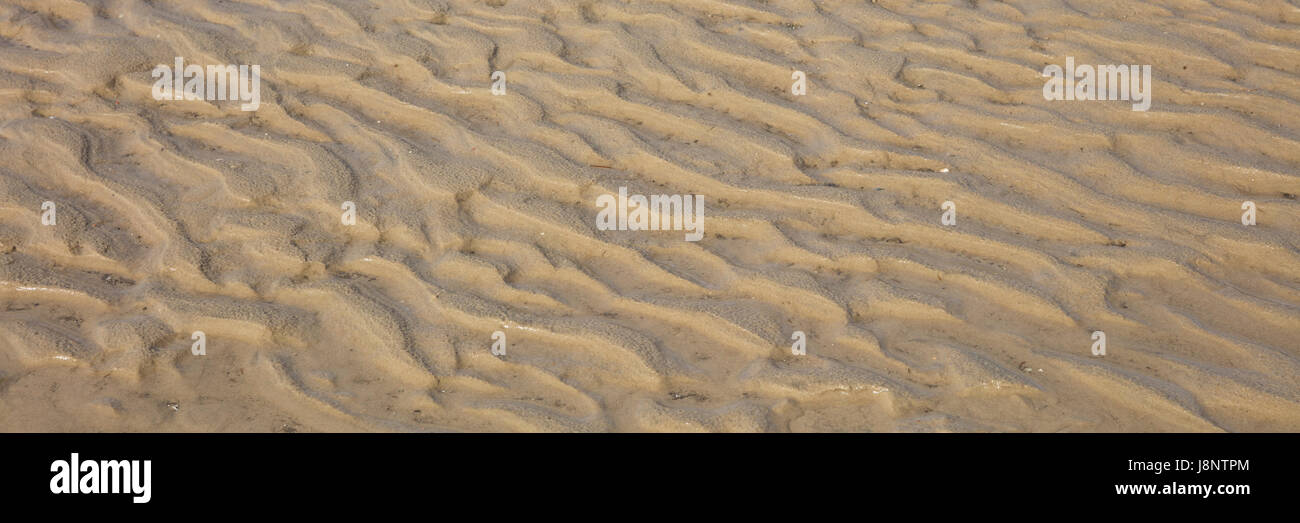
[0,0,1296,432]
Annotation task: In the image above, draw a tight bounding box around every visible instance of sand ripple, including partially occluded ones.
[0,0,1297,431]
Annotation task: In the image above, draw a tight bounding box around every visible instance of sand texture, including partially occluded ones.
[0,0,1297,432]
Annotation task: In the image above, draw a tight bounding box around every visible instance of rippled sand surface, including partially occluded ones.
[0,0,1297,432]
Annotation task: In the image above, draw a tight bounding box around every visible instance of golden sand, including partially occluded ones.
[0,0,1297,432]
